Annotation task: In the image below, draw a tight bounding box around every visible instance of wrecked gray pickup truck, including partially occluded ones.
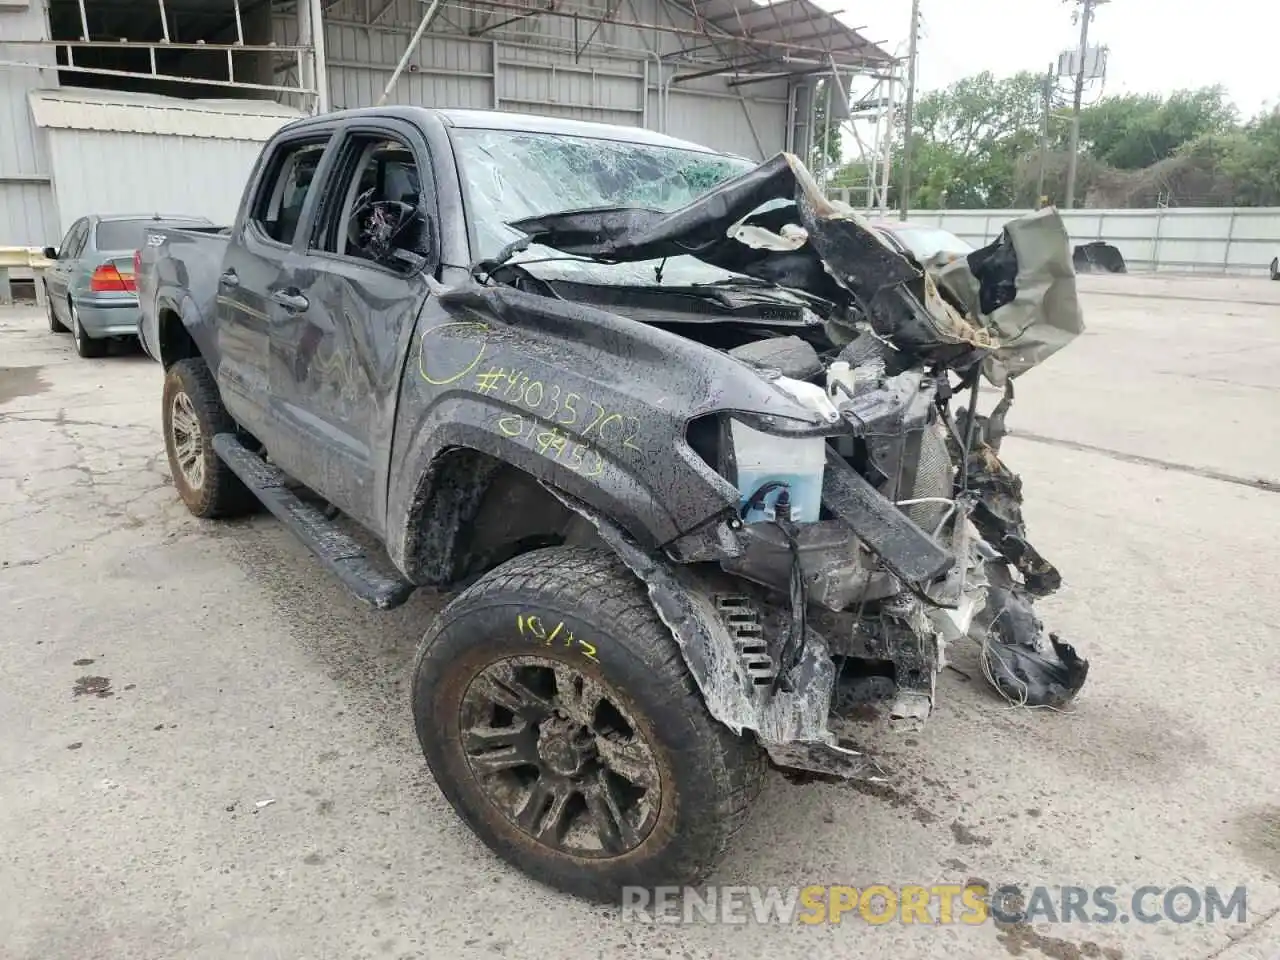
[137,107,1087,902]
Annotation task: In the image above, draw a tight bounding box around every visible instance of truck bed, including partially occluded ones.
[136,226,231,363]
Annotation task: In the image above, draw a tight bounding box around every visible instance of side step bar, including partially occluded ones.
[212,433,416,611]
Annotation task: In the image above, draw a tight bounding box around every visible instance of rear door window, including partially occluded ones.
[251,139,330,246]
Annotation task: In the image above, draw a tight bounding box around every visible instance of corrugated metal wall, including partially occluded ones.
[666,72,788,159]
[277,0,791,159]
[41,129,269,236]
[0,0,59,245]
[3,0,800,245]
[894,207,1280,276]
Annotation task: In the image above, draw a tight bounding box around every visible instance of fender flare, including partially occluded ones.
[385,396,703,577]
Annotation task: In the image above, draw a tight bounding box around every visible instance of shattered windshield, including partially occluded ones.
[449,127,757,284]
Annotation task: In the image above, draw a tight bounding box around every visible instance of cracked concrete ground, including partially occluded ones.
[1,274,1279,960]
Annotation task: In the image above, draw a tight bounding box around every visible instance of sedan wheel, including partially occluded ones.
[46,285,68,333]
[70,303,107,358]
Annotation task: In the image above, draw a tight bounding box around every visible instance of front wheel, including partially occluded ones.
[411,546,765,902]
[1270,257,1279,281]
[46,285,67,333]
[161,358,256,519]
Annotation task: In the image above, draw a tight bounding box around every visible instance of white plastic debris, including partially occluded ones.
[255,799,277,809]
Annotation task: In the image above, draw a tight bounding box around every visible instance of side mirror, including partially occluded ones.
[389,213,435,274]
[42,246,58,260]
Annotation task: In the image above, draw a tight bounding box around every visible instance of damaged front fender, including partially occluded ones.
[545,486,884,781]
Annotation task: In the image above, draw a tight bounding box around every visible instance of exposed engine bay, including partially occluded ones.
[467,152,1090,779]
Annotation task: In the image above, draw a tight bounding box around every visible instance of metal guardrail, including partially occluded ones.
[0,247,54,306]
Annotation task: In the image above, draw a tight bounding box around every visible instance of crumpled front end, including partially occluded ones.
[506,152,1090,780]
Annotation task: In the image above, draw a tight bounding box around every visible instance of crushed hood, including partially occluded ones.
[510,152,1084,381]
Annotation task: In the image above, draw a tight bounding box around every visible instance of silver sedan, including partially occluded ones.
[43,213,212,358]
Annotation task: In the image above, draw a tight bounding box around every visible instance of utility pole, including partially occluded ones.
[878,65,897,215]
[1036,63,1053,206]
[897,0,921,221]
[1064,0,1099,208]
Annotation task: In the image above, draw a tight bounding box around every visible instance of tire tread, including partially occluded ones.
[413,545,766,898]
[164,358,256,519]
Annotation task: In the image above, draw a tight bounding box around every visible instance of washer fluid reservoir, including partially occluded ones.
[732,377,837,525]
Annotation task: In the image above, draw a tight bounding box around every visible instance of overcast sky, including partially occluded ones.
[841,0,1275,119]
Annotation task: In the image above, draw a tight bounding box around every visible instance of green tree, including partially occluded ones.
[1238,107,1280,205]
[827,66,1277,210]
[1184,105,1280,205]
[890,70,1046,209]
[1074,86,1237,169]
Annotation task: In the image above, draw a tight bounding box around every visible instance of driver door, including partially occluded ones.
[265,119,438,534]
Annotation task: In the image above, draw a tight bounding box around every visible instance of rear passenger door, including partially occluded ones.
[215,132,333,447]
[265,120,439,533]
[47,219,89,324]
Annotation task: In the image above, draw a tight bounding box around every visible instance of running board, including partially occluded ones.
[212,433,416,611]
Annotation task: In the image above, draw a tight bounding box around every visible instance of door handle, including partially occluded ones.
[270,289,309,312]
[219,269,239,288]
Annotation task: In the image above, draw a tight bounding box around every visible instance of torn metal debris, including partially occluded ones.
[481,150,1091,774]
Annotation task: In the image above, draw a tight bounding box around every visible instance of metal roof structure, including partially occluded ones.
[669,0,893,74]
[452,0,893,79]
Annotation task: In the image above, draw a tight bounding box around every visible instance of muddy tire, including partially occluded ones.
[70,302,106,358]
[411,545,765,902]
[162,358,255,519]
[46,286,67,333]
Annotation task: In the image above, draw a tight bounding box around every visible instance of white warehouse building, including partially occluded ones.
[0,0,893,248]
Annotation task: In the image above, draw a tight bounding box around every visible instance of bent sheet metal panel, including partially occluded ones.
[386,278,833,561]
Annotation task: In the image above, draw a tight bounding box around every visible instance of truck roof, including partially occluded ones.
[435,108,722,153]
[89,213,213,223]
[285,105,729,157]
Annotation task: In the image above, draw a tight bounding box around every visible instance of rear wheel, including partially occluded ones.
[70,302,107,358]
[46,285,67,333]
[411,546,765,902]
[162,358,256,519]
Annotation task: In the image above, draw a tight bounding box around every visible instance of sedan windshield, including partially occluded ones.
[449,128,756,280]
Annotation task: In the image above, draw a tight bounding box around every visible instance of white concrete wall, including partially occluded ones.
[910,207,1280,276]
